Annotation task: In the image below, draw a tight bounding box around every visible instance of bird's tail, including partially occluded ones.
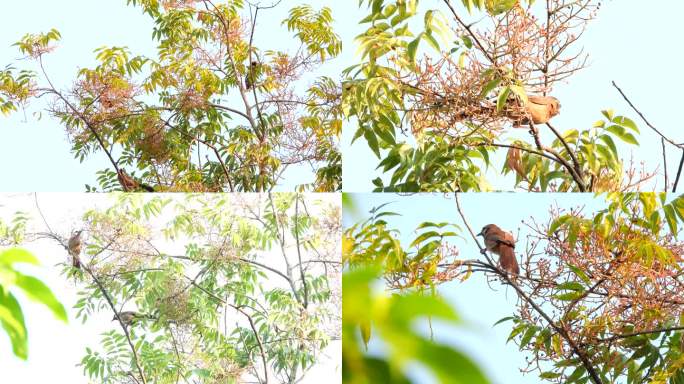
[500,245,520,276]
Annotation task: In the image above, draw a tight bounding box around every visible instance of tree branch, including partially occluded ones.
[453,193,603,384]
[598,325,684,343]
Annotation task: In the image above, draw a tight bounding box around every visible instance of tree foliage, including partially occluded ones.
[20,193,340,384]
[343,193,684,384]
[0,214,67,360]
[342,201,489,384]
[342,0,667,192]
[2,1,343,192]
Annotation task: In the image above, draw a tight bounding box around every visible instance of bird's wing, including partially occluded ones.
[528,96,555,105]
[503,231,516,246]
[490,233,515,248]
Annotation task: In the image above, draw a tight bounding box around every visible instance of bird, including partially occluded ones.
[68,230,83,269]
[440,94,561,127]
[478,224,519,276]
[117,169,154,192]
[112,311,150,326]
[514,95,561,127]
[245,61,258,90]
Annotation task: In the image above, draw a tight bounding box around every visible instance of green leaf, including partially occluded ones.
[638,348,659,371]
[485,0,518,15]
[555,281,585,292]
[554,292,584,301]
[599,134,618,158]
[507,323,525,343]
[360,320,371,348]
[422,32,440,52]
[493,316,515,327]
[606,125,638,146]
[461,35,473,49]
[480,77,502,98]
[390,293,459,323]
[547,214,572,236]
[568,265,591,285]
[552,334,563,356]
[13,273,68,323]
[663,204,678,236]
[567,366,586,382]
[0,248,39,267]
[509,84,528,105]
[407,34,422,63]
[519,327,537,349]
[601,109,615,121]
[414,341,489,384]
[0,287,28,359]
[497,86,511,112]
[364,128,381,158]
[613,115,639,133]
[410,231,443,248]
[416,222,458,230]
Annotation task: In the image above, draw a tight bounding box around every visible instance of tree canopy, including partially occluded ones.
[343,0,678,192]
[1,0,343,192]
[343,193,684,384]
[3,193,341,384]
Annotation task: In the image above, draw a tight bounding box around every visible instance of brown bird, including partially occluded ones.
[112,311,153,326]
[478,224,519,276]
[513,95,561,127]
[117,169,154,192]
[112,311,140,326]
[68,230,83,269]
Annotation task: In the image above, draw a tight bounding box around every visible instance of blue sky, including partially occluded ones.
[343,193,607,384]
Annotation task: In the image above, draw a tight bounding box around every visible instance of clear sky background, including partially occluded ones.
[0,193,341,383]
[342,1,684,191]
[343,193,608,384]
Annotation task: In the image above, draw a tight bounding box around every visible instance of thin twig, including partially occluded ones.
[547,122,582,179]
[598,325,684,342]
[232,304,269,384]
[674,150,684,193]
[612,81,683,148]
[294,196,309,309]
[662,137,669,191]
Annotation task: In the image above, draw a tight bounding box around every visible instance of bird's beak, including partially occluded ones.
[477,231,483,237]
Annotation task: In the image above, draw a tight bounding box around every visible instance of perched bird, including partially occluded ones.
[112,311,148,326]
[514,95,561,126]
[478,224,519,276]
[245,61,258,90]
[442,94,561,127]
[117,170,154,192]
[68,230,83,269]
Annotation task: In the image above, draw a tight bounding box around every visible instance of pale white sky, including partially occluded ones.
[0,193,341,384]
